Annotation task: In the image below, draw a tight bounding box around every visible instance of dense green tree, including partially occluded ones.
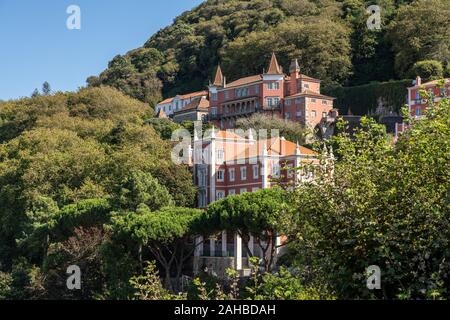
[235,113,310,144]
[288,90,449,299]
[110,207,206,290]
[409,60,444,81]
[42,82,51,96]
[387,0,450,78]
[206,188,295,271]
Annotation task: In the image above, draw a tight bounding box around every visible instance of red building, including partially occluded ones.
[396,76,450,136]
[208,53,337,131]
[190,128,334,276]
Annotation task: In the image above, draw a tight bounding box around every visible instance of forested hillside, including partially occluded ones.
[0,88,196,277]
[87,0,450,106]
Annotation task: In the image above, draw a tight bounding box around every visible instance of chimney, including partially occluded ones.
[416,76,422,86]
[289,59,300,95]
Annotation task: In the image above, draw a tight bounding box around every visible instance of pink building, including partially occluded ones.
[190,128,333,276]
[208,53,337,131]
[396,76,450,136]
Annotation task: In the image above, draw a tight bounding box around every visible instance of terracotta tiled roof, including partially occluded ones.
[215,134,316,162]
[285,74,320,82]
[225,75,263,88]
[157,91,208,106]
[285,89,334,100]
[158,97,174,105]
[266,137,316,156]
[202,130,246,140]
[298,74,321,82]
[266,52,283,74]
[177,96,210,112]
[180,90,208,100]
[213,65,224,86]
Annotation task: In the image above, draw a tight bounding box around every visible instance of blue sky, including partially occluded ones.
[0,0,203,100]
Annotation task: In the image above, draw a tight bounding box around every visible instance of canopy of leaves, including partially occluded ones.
[90,0,446,102]
[0,87,196,269]
[289,91,450,299]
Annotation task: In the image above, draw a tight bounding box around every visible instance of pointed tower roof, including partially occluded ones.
[266,52,283,75]
[213,65,224,86]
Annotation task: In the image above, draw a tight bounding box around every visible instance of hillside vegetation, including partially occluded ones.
[88,0,450,106]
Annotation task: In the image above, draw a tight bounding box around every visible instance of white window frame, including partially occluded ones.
[228,189,236,196]
[217,169,225,182]
[229,168,235,182]
[311,110,317,118]
[252,187,260,192]
[217,149,224,163]
[253,165,259,179]
[240,188,247,194]
[216,190,225,200]
[240,167,247,180]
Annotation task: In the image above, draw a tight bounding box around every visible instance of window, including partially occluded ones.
[296,111,302,118]
[198,169,207,187]
[169,105,172,111]
[285,99,291,106]
[311,110,317,118]
[228,189,236,196]
[229,168,235,182]
[199,190,207,207]
[416,107,422,116]
[216,190,225,200]
[274,97,280,106]
[267,83,273,90]
[217,169,225,182]
[211,93,218,101]
[224,91,229,99]
[295,98,302,104]
[240,167,247,180]
[272,164,280,177]
[253,165,259,179]
[217,149,224,163]
[267,97,273,106]
[240,188,247,194]
[322,100,328,105]
[311,98,317,103]
[304,84,310,89]
[255,85,260,94]
[252,187,260,192]
[322,112,327,118]
[285,112,290,119]
[235,88,249,98]
[274,82,280,90]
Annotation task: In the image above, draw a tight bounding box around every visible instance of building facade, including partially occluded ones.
[172,96,210,123]
[155,90,208,117]
[154,53,337,131]
[190,128,331,276]
[396,76,450,136]
[208,53,337,131]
